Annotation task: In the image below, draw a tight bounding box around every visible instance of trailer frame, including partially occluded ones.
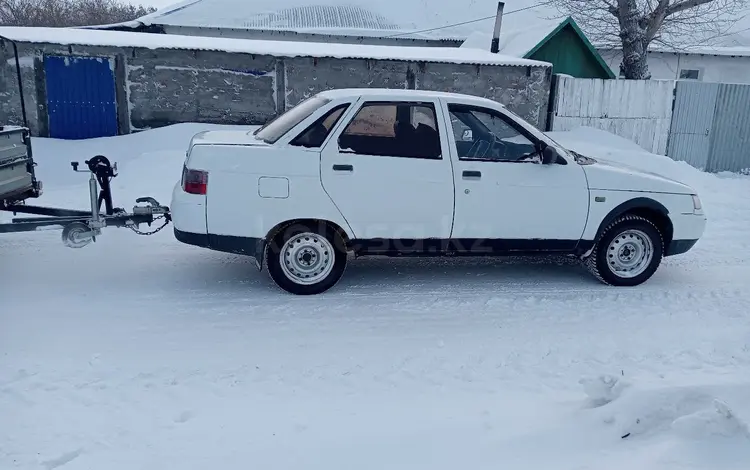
[0,155,171,247]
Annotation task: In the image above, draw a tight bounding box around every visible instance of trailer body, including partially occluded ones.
[0,126,41,205]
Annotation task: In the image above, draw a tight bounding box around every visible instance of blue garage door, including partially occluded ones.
[44,56,118,139]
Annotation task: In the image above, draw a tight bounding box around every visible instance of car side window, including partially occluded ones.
[290,104,350,148]
[338,102,442,159]
[448,105,539,162]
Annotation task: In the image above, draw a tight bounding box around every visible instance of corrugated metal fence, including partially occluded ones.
[669,81,750,173]
[548,76,675,155]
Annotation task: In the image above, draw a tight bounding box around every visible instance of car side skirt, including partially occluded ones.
[175,230,700,265]
[175,229,594,259]
[349,238,592,257]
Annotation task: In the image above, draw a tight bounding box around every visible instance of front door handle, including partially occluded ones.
[333,164,353,172]
[462,170,481,179]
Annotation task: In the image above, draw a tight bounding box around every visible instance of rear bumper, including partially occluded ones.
[174,228,265,269]
[665,239,699,256]
[170,182,208,234]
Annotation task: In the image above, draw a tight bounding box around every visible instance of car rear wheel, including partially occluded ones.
[266,222,347,295]
[585,215,664,286]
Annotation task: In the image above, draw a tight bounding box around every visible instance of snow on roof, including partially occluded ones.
[101,0,750,47]
[596,43,750,58]
[0,26,550,67]
[132,0,556,41]
[687,46,750,57]
[152,2,401,32]
[460,17,565,57]
[496,19,564,57]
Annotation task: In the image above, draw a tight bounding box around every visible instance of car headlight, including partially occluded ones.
[692,194,703,213]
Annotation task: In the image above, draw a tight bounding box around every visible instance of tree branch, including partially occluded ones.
[667,0,715,16]
[644,0,670,43]
[602,0,620,15]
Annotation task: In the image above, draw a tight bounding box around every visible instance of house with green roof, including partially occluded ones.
[462,16,616,79]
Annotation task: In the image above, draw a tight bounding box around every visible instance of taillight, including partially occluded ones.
[182,165,208,195]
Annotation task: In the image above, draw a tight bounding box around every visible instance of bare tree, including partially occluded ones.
[0,0,156,28]
[551,0,749,79]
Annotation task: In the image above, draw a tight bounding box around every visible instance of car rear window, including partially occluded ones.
[253,96,332,144]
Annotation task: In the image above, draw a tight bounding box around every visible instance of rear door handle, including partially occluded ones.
[462,170,481,179]
[333,164,353,172]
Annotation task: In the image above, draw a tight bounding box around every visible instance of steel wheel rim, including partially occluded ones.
[606,229,654,278]
[279,232,335,285]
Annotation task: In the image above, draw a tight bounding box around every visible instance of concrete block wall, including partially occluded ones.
[127,49,279,130]
[284,57,413,107]
[0,39,552,137]
[414,62,551,130]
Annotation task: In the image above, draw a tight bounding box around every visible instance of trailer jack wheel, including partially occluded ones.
[62,222,95,249]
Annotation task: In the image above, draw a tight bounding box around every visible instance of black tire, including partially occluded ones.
[265,222,348,295]
[584,215,664,286]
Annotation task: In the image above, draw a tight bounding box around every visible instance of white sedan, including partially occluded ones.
[171,88,707,295]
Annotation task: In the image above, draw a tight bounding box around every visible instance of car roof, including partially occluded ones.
[317,88,505,108]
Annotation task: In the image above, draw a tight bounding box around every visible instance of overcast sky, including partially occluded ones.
[143,0,174,9]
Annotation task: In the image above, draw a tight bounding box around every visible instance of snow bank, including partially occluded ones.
[29,123,242,191]
[580,374,631,407]
[590,383,750,440]
[568,376,750,469]
[582,378,750,447]
[546,125,727,189]
[0,26,548,67]
[22,123,249,213]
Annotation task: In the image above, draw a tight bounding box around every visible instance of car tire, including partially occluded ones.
[584,215,664,287]
[266,222,348,295]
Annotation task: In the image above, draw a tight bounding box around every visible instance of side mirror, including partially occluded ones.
[541,145,559,165]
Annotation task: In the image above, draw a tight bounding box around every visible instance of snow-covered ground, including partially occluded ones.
[2,124,750,470]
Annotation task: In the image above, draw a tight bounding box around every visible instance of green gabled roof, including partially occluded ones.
[524,16,616,79]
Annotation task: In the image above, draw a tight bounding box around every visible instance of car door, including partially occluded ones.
[320,97,455,245]
[444,101,590,251]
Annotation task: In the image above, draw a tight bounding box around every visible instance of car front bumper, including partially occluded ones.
[666,212,706,257]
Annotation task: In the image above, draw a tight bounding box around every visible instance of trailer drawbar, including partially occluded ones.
[0,155,171,248]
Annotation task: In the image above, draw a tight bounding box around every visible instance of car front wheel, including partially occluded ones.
[585,215,664,286]
[266,222,348,295]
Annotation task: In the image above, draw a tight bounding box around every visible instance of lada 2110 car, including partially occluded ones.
[171,89,707,295]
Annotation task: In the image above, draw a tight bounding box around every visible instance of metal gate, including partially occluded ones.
[704,83,750,173]
[667,81,719,170]
[44,55,118,139]
[668,81,750,173]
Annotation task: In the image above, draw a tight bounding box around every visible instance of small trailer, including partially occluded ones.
[0,126,42,203]
[0,126,171,247]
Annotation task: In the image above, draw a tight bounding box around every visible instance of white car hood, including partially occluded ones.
[579,155,695,195]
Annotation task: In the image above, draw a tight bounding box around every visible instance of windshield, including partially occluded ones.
[253,95,331,143]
